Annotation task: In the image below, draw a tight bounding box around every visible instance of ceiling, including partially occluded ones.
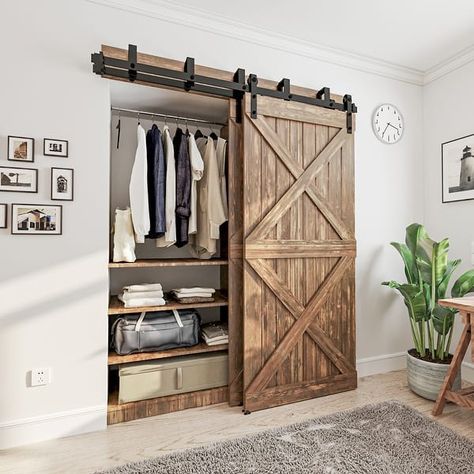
[152,0,474,73]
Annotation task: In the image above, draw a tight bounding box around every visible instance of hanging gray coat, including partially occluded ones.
[174,128,191,247]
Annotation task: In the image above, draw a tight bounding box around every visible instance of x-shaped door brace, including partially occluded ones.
[246,116,354,242]
[244,114,356,395]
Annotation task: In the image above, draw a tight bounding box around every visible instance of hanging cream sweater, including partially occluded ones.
[188,133,204,235]
[129,125,150,243]
[190,137,227,258]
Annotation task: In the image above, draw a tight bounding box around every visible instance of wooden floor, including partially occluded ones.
[1,370,474,474]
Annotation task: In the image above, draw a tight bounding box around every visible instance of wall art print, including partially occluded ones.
[51,167,74,201]
[8,136,35,162]
[11,203,62,235]
[0,166,38,193]
[442,134,474,203]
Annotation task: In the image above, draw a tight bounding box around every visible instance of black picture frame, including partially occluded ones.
[441,133,474,204]
[0,203,7,229]
[11,203,63,235]
[43,138,68,157]
[50,167,74,201]
[0,166,38,193]
[7,135,35,162]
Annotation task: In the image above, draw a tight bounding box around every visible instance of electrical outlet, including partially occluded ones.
[30,368,51,387]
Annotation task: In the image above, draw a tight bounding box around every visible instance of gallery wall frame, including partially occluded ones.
[0,166,38,193]
[7,136,35,162]
[0,204,7,229]
[50,167,74,201]
[43,138,68,157]
[442,133,474,203]
[11,203,63,235]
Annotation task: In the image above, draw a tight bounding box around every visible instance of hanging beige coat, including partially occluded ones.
[190,137,227,258]
[216,137,228,220]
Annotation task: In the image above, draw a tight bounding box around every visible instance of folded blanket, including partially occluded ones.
[171,287,215,294]
[123,283,163,292]
[171,291,213,298]
[204,339,228,346]
[121,290,164,300]
[118,294,166,308]
[174,296,215,304]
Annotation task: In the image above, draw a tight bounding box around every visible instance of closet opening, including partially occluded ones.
[107,79,237,424]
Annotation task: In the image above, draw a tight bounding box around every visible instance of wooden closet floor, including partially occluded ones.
[2,370,473,474]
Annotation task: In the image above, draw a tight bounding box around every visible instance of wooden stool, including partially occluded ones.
[432,297,474,416]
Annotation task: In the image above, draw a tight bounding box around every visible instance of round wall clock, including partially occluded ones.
[372,104,404,144]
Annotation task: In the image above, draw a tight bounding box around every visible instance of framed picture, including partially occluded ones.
[11,204,62,235]
[0,204,7,229]
[43,138,68,157]
[0,166,38,193]
[442,134,474,203]
[51,167,74,201]
[8,136,35,162]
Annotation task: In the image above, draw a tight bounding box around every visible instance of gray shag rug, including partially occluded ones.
[96,401,474,474]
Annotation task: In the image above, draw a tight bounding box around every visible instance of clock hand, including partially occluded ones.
[388,123,399,131]
[381,123,389,137]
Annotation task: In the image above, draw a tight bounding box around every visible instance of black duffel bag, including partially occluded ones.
[111,309,200,355]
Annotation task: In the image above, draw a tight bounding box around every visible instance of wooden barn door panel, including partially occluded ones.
[242,95,357,412]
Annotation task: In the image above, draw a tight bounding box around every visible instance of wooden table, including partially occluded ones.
[432,297,474,416]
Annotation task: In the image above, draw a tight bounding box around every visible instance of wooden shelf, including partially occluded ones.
[107,386,228,425]
[108,290,228,315]
[108,343,228,365]
[109,258,228,268]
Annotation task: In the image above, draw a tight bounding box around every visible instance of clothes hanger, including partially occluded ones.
[137,112,141,125]
[209,126,218,141]
[195,129,204,139]
[116,111,121,149]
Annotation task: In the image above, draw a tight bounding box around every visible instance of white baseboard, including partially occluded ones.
[0,405,106,450]
[356,352,407,378]
[356,351,474,383]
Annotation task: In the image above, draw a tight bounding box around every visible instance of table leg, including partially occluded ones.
[432,318,471,416]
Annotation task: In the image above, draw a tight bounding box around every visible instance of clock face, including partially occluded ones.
[372,104,404,144]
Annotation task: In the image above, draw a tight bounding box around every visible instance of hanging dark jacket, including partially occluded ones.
[146,124,166,238]
[174,128,191,247]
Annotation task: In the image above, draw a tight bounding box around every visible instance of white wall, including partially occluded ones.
[423,61,474,371]
[0,0,423,449]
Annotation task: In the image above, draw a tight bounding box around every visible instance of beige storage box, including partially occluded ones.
[118,351,228,404]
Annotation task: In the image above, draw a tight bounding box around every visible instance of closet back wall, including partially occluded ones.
[0,0,423,449]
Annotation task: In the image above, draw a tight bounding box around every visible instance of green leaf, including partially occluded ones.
[438,259,461,299]
[432,305,455,335]
[405,223,426,266]
[390,242,417,284]
[452,269,474,297]
[383,281,427,323]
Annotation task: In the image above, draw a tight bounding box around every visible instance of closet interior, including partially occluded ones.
[107,82,234,424]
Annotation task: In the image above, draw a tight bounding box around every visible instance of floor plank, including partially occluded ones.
[1,370,473,474]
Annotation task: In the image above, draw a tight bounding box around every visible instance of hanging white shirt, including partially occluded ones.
[216,137,228,220]
[156,125,177,248]
[129,125,150,243]
[188,133,204,235]
[190,137,227,258]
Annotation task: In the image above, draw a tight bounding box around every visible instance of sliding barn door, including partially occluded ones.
[242,95,357,412]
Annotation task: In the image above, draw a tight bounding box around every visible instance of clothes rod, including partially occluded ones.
[111,107,226,127]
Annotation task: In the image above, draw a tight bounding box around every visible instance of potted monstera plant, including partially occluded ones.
[382,223,474,400]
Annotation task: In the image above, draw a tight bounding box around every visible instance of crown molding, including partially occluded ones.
[424,44,474,84]
[86,0,425,86]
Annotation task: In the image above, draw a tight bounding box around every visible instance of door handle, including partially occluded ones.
[176,367,183,389]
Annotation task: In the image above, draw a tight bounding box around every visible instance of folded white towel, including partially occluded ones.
[121,290,164,300]
[172,292,214,298]
[118,294,166,308]
[171,287,215,294]
[204,338,228,346]
[123,283,163,292]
